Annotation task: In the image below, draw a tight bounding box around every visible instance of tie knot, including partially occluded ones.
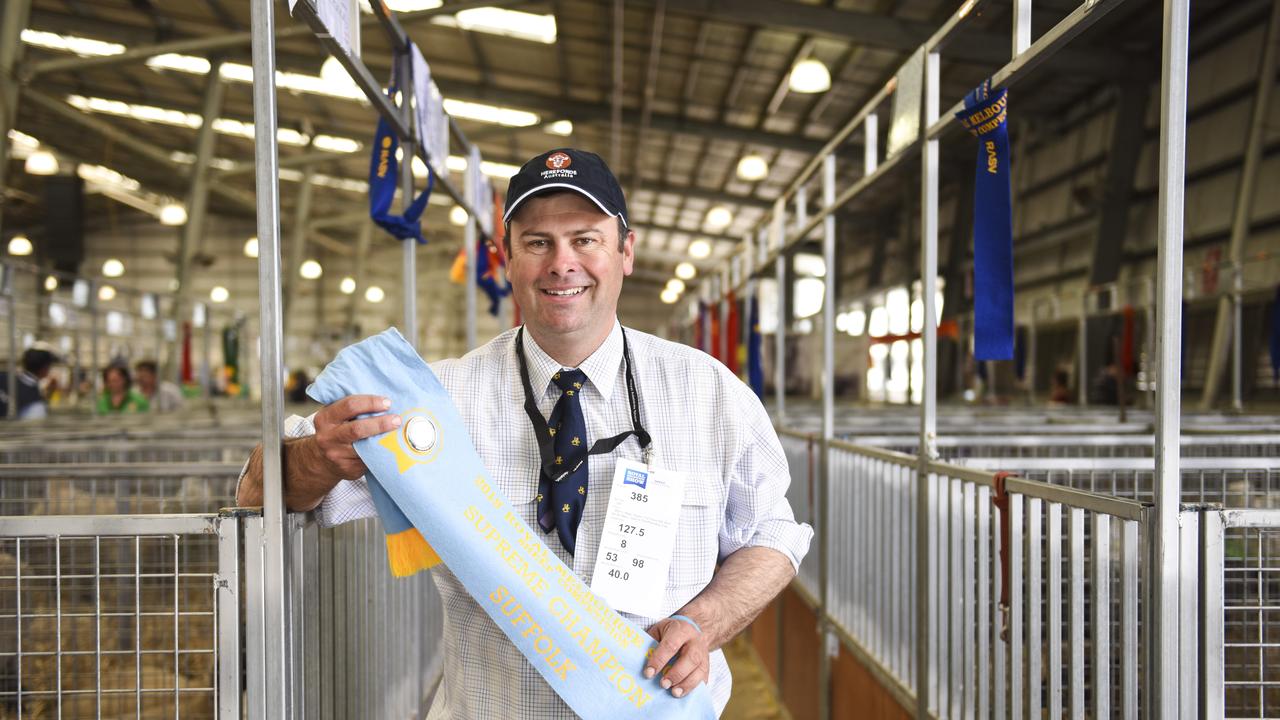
[551,369,587,394]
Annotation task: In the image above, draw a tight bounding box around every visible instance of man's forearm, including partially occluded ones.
[235,437,346,512]
[677,546,796,651]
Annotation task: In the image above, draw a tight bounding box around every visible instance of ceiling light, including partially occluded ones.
[210,286,229,303]
[660,288,679,305]
[705,206,732,230]
[98,284,116,301]
[244,237,259,258]
[21,29,124,57]
[24,150,58,176]
[102,258,125,278]
[385,0,444,11]
[365,285,385,303]
[666,278,686,295]
[736,154,769,181]
[547,120,573,136]
[8,129,39,153]
[44,275,58,292]
[675,262,697,281]
[8,235,33,256]
[340,277,356,295]
[78,163,140,191]
[433,8,557,44]
[319,56,349,84]
[687,239,711,259]
[789,58,832,94]
[449,206,468,226]
[300,259,323,279]
[442,99,539,127]
[444,155,522,179]
[159,203,187,226]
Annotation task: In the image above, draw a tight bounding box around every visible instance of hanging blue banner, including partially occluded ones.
[956,81,1014,361]
[369,81,433,245]
[747,295,764,399]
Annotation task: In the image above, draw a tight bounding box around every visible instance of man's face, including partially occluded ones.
[507,192,634,346]
[136,368,156,394]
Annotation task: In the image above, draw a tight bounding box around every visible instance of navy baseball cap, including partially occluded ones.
[502,148,629,228]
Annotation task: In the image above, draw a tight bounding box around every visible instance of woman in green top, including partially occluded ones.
[97,364,150,413]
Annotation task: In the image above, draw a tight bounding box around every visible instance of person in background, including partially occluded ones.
[135,359,183,412]
[286,369,312,404]
[97,364,150,413]
[0,345,59,420]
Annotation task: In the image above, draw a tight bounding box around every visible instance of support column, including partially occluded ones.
[398,51,418,351]
[0,0,31,238]
[173,60,226,345]
[1200,0,1280,410]
[817,154,837,720]
[916,49,940,720]
[249,0,292,715]
[1151,0,1190,716]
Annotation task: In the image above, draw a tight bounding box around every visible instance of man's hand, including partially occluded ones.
[235,394,401,511]
[311,395,401,481]
[644,617,709,698]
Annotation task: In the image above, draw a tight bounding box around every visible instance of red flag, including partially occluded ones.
[709,303,721,362]
[725,292,740,375]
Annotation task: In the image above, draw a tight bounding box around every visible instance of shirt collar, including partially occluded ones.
[520,321,625,399]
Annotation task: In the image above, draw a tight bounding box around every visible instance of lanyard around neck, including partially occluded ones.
[515,327,653,482]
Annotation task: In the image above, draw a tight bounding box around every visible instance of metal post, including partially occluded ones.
[1231,266,1243,411]
[249,0,292,716]
[0,0,31,239]
[818,153,837,720]
[864,114,878,176]
[916,49,940,720]
[5,273,15,419]
[90,282,101,412]
[174,59,226,333]
[398,51,418,351]
[1201,0,1280,409]
[1078,298,1088,405]
[774,252,787,421]
[1150,0,1190,716]
[283,163,315,318]
[1200,509,1224,719]
[202,312,212,398]
[464,148,479,352]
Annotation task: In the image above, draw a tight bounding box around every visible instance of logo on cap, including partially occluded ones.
[546,152,572,170]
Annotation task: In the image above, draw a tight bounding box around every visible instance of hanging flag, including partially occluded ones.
[747,295,765,399]
[725,291,740,375]
[694,302,705,352]
[1270,285,1280,382]
[956,80,1014,361]
[709,303,722,363]
[369,74,434,245]
[181,321,193,385]
[476,237,511,316]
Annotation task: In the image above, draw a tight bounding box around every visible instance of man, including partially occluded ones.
[134,359,184,412]
[237,148,811,718]
[0,345,58,420]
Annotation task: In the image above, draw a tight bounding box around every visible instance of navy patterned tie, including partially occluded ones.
[537,369,589,555]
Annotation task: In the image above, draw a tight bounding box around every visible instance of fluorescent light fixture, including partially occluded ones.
[736,154,769,181]
[433,8,557,44]
[339,277,357,295]
[102,258,125,278]
[25,150,58,175]
[300,259,323,279]
[44,275,58,292]
[210,286,229,303]
[319,56,349,84]
[159,203,188,226]
[957,0,978,19]
[312,135,362,153]
[794,252,826,278]
[48,302,67,327]
[443,99,539,127]
[665,278,685,295]
[793,277,825,318]
[789,58,831,94]
[7,235,32,256]
[848,308,867,336]
[365,285,385,303]
[675,262,697,280]
[687,239,711,259]
[444,154,521,179]
[244,237,259,258]
[704,206,732,230]
[78,163,141,191]
[386,0,443,11]
[98,284,117,301]
[21,29,124,57]
[547,120,573,136]
[449,206,468,226]
[660,288,679,304]
[8,129,39,153]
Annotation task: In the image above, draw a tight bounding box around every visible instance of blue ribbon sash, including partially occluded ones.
[368,83,433,245]
[956,82,1015,361]
[307,329,716,720]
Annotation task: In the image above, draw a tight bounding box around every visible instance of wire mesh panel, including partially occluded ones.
[848,434,1280,459]
[0,465,242,518]
[0,515,236,720]
[0,441,258,466]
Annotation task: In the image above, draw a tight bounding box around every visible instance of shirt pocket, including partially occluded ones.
[667,478,724,595]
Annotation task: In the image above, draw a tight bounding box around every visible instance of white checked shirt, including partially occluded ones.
[280,322,812,719]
